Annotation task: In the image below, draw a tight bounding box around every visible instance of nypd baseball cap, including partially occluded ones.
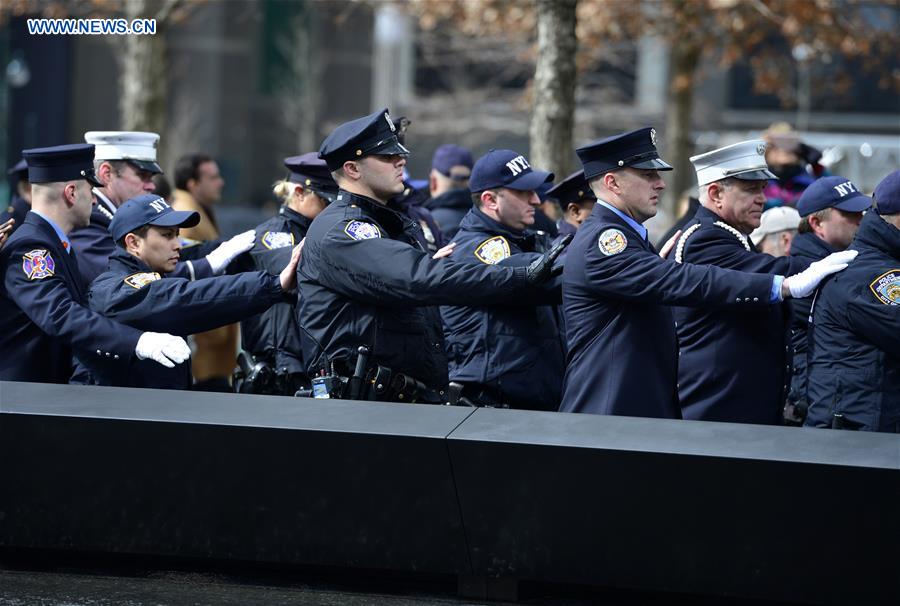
[85,131,163,174]
[873,169,900,215]
[432,144,474,178]
[110,194,200,242]
[469,149,554,193]
[796,176,871,217]
[23,143,102,187]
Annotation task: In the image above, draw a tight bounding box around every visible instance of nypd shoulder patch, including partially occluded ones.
[869,269,900,306]
[474,236,511,265]
[344,220,381,241]
[123,272,162,290]
[598,229,628,256]
[261,231,295,250]
[22,249,56,280]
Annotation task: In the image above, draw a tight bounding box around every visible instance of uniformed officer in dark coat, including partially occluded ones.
[560,129,854,419]
[787,176,870,417]
[440,149,564,410]
[548,170,597,248]
[805,170,900,432]
[673,140,811,425]
[239,153,338,394]
[1,159,31,237]
[424,144,474,240]
[89,194,301,390]
[297,108,567,403]
[0,144,191,383]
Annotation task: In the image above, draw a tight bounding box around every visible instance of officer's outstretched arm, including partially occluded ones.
[317,223,529,307]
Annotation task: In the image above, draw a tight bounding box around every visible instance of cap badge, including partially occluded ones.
[22,249,55,280]
[356,149,362,156]
[385,113,396,132]
[474,235,511,265]
[756,142,767,155]
[598,229,628,256]
[650,128,657,146]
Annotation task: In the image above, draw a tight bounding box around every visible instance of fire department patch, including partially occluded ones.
[474,236,511,265]
[261,231,294,250]
[344,220,381,241]
[123,272,162,290]
[22,249,55,280]
[869,269,900,305]
[598,229,628,256]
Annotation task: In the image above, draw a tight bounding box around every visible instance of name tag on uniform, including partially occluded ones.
[261,231,295,250]
[123,272,162,289]
[22,249,55,280]
[474,236,511,264]
[344,220,381,241]
[869,269,900,305]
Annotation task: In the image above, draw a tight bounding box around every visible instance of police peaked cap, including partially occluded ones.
[318,108,410,171]
[545,170,596,206]
[283,152,339,194]
[23,144,102,187]
[576,128,673,181]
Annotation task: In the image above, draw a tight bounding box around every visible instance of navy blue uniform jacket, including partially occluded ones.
[441,208,564,410]
[805,212,900,432]
[241,205,309,375]
[0,212,140,383]
[425,188,471,241]
[70,196,213,285]
[673,206,808,424]
[297,190,534,389]
[89,248,286,389]
[560,203,775,419]
[1,195,30,235]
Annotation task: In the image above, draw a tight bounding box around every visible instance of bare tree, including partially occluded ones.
[530,0,577,179]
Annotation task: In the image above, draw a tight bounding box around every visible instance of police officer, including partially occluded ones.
[673,140,820,425]
[547,170,597,246]
[239,153,338,394]
[440,149,564,410]
[88,194,301,390]
[0,158,30,237]
[787,176,870,419]
[424,143,475,240]
[0,144,191,383]
[805,170,900,432]
[297,108,567,403]
[73,131,253,285]
[560,129,855,419]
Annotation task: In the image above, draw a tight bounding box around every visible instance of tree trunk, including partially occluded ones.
[662,36,700,220]
[529,0,577,179]
[119,0,170,134]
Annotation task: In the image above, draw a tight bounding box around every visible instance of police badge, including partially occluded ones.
[598,229,628,256]
[344,220,382,240]
[22,249,55,280]
[123,272,162,289]
[650,128,657,146]
[869,269,900,305]
[474,236,511,264]
[261,231,295,250]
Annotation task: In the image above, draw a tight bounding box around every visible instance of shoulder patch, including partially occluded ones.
[22,249,55,280]
[869,269,900,305]
[598,229,628,256]
[344,220,381,241]
[123,272,162,290]
[261,231,295,250]
[474,236,511,264]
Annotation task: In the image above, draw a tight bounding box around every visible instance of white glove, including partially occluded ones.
[135,332,192,368]
[206,230,255,274]
[783,250,858,298]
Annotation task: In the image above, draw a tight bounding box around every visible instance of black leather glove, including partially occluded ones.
[525,234,572,285]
